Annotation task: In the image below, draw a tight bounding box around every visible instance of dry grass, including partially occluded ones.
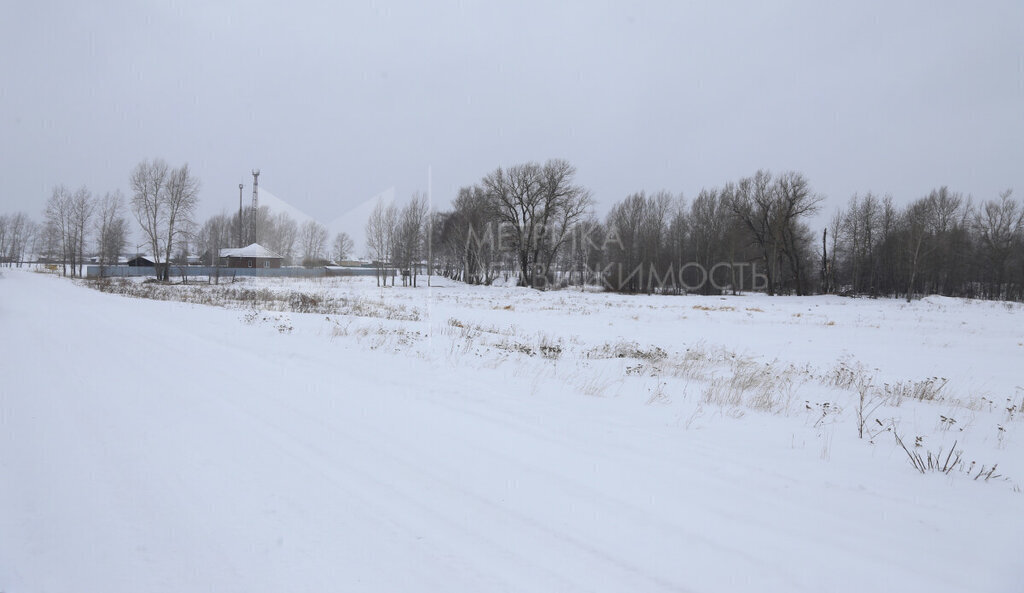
[883,377,949,402]
[89,278,422,321]
[693,304,735,312]
[585,339,667,362]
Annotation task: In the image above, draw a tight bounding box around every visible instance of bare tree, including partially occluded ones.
[535,159,594,287]
[0,213,36,267]
[18,217,38,267]
[839,193,882,294]
[0,213,34,267]
[196,213,234,266]
[566,214,604,288]
[690,189,731,294]
[823,189,1014,301]
[483,159,591,288]
[69,186,96,277]
[0,215,8,265]
[774,172,823,296]
[44,185,74,276]
[365,201,398,286]
[366,201,387,286]
[482,163,541,287]
[129,160,199,281]
[822,210,842,294]
[264,211,298,265]
[332,231,354,263]
[298,220,329,267]
[729,170,780,294]
[665,197,689,262]
[603,191,678,293]
[728,171,821,295]
[383,204,398,285]
[396,193,428,286]
[901,196,937,302]
[37,221,61,265]
[438,185,497,284]
[973,189,1023,299]
[95,191,127,275]
[162,164,200,279]
[604,192,646,292]
[129,158,170,280]
[921,187,969,296]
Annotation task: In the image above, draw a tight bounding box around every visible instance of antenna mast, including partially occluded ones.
[251,169,260,243]
[238,183,244,247]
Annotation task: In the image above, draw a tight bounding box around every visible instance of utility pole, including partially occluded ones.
[427,165,432,287]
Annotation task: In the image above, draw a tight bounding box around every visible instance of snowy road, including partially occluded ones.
[1,270,1021,592]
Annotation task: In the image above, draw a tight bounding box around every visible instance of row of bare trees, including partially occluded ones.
[30,158,354,276]
[41,185,129,277]
[365,193,430,286]
[825,188,1024,301]
[562,170,824,295]
[4,158,199,279]
[432,168,822,295]
[430,165,1023,300]
[0,212,40,268]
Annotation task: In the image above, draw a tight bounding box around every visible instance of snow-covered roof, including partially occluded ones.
[219,243,283,259]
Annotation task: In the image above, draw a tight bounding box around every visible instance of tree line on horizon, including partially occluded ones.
[0,158,355,278]
[430,163,1023,302]
[1,157,1021,302]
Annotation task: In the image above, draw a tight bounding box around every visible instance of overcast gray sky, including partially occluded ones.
[2,0,1022,233]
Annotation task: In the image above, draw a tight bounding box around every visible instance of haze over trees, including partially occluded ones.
[394,193,428,287]
[299,220,329,267]
[365,200,398,286]
[95,191,128,273]
[332,232,354,263]
[0,211,38,269]
[267,211,300,264]
[194,207,303,266]
[195,212,234,266]
[3,155,1022,301]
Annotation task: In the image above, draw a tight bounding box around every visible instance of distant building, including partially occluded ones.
[127,254,157,267]
[219,243,283,268]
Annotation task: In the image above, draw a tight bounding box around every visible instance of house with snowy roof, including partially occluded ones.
[127,254,157,267]
[219,243,284,268]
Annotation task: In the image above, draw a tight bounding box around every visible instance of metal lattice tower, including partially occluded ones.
[251,169,260,210]
[251,169,260,243]
[238,183,244,247]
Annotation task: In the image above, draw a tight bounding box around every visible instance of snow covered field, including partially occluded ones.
[1,268,1022,592]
